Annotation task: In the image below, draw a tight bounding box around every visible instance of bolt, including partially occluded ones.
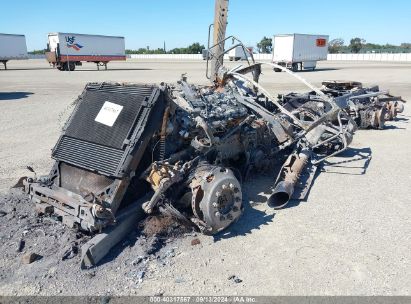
[215,191,221,197]
[229,183,235,189]
[215,211,221,217]
[212,202,218,208]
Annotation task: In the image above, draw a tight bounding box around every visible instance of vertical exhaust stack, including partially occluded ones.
[210,0,229,82]
[268,150,310,209]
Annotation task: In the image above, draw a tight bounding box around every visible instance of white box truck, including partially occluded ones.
[228,46,248,61]
[46,33,126,71]
[0,33,28,70]
[272,34,329,72]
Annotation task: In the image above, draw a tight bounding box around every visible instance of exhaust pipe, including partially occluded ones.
[268,149,310,209]
[268,181,294,209]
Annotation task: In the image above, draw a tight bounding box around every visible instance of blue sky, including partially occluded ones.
[1,0,410,51]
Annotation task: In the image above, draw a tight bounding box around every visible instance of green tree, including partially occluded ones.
[169,42,205,54]
[349,37,366,53]
[28,49,46,55]
[400,43,411,49]
[257,36,272,54]
[186,42,205,54]
[126,48,165,54]
[328,38,345,53]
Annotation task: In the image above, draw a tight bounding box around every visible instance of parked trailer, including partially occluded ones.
[45,33,126,71]
[0,33,28,70]
[228,46,248,61]
[272,34,329,72]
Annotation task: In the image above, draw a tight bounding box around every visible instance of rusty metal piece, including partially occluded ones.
[375,106,387,129]
[142,177,173,214]
[146,164,173,190]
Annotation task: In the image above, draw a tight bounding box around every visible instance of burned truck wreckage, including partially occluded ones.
[22,42,405,267]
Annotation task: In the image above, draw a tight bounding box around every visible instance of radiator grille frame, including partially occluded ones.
[52,82,163,178]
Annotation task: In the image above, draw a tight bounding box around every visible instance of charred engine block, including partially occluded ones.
[141,81,274,234]
[169,81,270,166]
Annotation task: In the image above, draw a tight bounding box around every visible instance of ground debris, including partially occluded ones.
[175,277,185,283]
[85,271,96,279]
[22,252,42,264]
[61,244,79,260]
[164,248,175,258]
[191,238,201,246]
[154,290,165,297]
[136,270,145,282]
[136,213,194,257]
[131,256,146,266]
[228,275,243,283]
[0,190,199,294]
[141,214,194,237]
[16,239,25,252]
[0,191,89,282]
[145,235,162,255]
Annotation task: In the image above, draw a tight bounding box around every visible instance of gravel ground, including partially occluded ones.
[0,60,410,296]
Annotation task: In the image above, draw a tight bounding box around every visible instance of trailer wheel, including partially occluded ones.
[274,68,282,72]
[59,62,69,71]
[69,62,75,71]
[292,63,299,72]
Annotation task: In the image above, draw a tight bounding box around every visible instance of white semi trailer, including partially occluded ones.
[0,33,28,70]
[272,34,329,72]
[46,33,126,71]
[228,46,248,61]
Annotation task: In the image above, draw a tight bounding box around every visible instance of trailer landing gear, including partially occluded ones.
[1,60,8,70]
[95,61,108,70]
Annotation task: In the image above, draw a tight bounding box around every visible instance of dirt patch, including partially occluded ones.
[140,214,193,238]
[141,215,177,237]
